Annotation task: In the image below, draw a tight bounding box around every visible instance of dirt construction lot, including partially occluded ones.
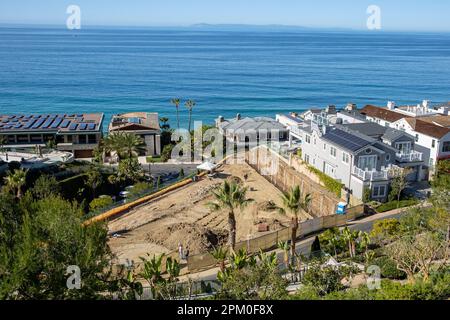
[108,162,313,264]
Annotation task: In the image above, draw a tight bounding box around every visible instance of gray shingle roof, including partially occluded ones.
[219,117,287,132]
[382,128,414,142]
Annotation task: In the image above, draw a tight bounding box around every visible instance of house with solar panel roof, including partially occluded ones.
[0,113,104,159]
[296,113,407,202]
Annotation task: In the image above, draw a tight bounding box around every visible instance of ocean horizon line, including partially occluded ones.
[1,22,449,34]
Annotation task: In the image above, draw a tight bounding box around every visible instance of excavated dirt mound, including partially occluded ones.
[257,200,278,211]
[145,222,228,255]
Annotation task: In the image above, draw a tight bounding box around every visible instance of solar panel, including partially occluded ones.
[87,123,96,130]
[32,118,46,129]
[14,124,22,129]
[41,117,56,129]
[51,118,63,128]
[23,119,36,129]
[69,123,78,130]
[60,120,71,128]
[323,128,370,152]
[78,123,87,130]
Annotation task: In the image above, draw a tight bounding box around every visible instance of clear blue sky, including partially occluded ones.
[0,0,449,31]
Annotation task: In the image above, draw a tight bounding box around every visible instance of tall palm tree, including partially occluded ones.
[185,99,196,134]
[170,98,181,130]
[208,181,253,251]
[278,185,311,264]
[103,131,146,160]
[85,166,103,198]
[4,168,27,198]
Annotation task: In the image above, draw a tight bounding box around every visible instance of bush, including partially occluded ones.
[372,256,407,280]
[376,199,418,213]
[370,218,400,241]
[129,182,152,197]
[307,166,343,198]
[89,196,113,211]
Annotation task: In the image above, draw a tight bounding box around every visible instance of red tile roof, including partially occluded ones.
[360,105,406,123]
[404,118,450,139]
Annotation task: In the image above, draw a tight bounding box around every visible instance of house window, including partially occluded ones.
[330,146,337,158]
[78,135,87,144]
[305,135,311,144]
[386,154,391,161]
[415,134,419,142]
[323,143,326,150]
[442,141,450,153]
[358,155,377,171]
[395,141,411,154]
[305,154,310,164]
[432,139,435,148]
[365,148,372,154]
[372,185,386,197]
[342,152,349,164]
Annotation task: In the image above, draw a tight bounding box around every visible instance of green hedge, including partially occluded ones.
[307,166,343,198]
[376,199,418,213]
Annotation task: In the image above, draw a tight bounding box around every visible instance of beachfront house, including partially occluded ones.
[0,113,103,159]
[216,114,288,146]
[392,118,450,167]
[296,116,406,202]
[108,112,161,156]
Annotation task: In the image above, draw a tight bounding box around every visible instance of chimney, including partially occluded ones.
[387,101,396,110]
[236,113,241,121]
[422,100,429,109]
[326,105,336,114]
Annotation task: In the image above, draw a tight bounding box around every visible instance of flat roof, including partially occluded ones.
[0,113,103,134]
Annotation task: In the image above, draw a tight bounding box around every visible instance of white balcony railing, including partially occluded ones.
[352,166,392,181]
[395,151,423,162]
[289,125,303,138]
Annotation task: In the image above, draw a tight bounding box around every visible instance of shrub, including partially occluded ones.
[372,256,407,280]
[376,199,418,213]
[129,182,152,197]
[89,196,113,211]
[146,156,162,163]
[307,166,343,198]
[370,218,400,241]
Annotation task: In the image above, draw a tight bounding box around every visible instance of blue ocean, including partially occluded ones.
[1,26,450,129]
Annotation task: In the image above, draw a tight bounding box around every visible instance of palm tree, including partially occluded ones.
[211,246,228,272]
[103,132,146,160]
[277,240,290,269]
[170,98,181,130]
[278,185,311,264]
[4,168,27,198]
[140,253,164,299]
[327,235,341,259]
[342,227,360,258]
[208,181,253,251]
[85,166,103,198]
[185,99,196,134]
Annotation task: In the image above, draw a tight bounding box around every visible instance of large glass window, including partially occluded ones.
[358,155,377,171]
[395,141,411,154]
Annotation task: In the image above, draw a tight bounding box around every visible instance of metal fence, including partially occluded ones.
[186,204,364,272]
